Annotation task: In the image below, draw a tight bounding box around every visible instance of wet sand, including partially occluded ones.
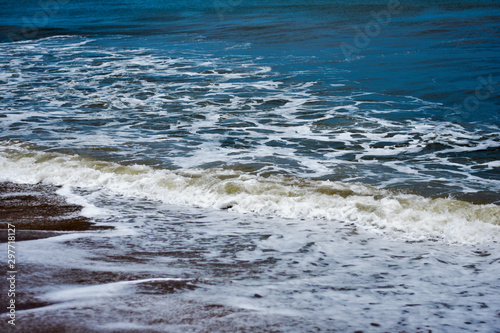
[2,181,498,332]
[0,182,114,324]
[0,183,260,332]
[0,182,112,242]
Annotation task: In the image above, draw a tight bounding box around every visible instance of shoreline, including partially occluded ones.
[0,181,112,242]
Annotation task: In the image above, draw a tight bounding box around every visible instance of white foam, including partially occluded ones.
[483,161,500,169]
[1,36,499,211]
[55,186,107,218]
[43,278,194,303]
[1,142,498,244]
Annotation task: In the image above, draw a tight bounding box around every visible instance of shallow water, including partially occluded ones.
[3,190,500,332]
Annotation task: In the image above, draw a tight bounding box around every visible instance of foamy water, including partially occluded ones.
[8,174,500,332]
[1,141,499,244]
[1,1,499,331]
[1,36,499,200]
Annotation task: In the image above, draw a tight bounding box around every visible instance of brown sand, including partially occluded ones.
[0,181,114,317]
[0,182,112,242]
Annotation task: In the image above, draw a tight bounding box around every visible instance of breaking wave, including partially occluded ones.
[1,141,498,244]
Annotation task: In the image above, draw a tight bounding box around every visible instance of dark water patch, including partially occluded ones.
[136,279,200,295]
[135,251,208,259]
[99,255,151,264]
[313,116,357,128]
[455,191,500,205]
[0,25,71,43]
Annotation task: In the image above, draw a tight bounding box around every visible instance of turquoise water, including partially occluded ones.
[1,1,500,332]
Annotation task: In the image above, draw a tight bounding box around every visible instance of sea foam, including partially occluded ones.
[1,141,498,244]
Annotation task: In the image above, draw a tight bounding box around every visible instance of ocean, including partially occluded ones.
[0,0,499,332]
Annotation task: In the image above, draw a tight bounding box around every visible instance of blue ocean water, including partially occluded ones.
[1,0,499,199]
[1,1,500,332]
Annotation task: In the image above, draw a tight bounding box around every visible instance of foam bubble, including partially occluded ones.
[1,142,498,244]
